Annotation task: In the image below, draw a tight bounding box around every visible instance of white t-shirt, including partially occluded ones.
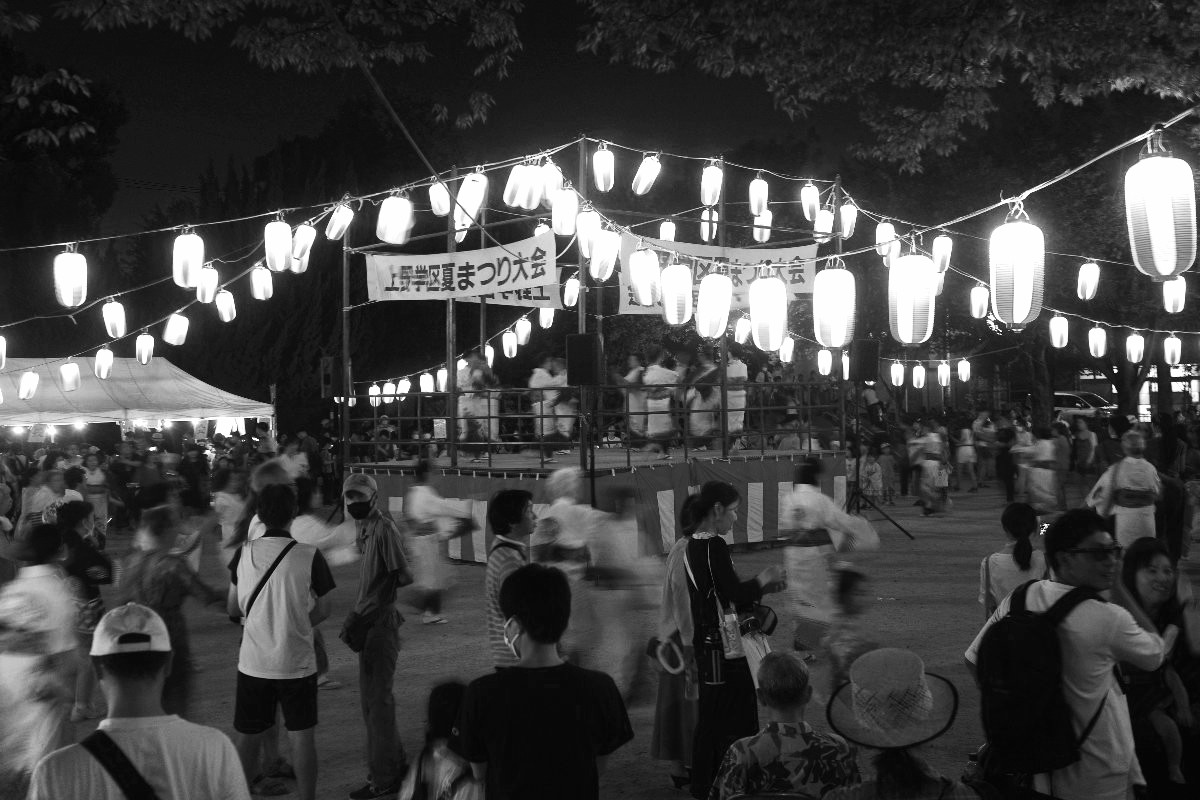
[978,548,1047,606]
[30,715,250,800]
[779,484,880,552]
[624,366,647,412]
[726,359,748,404]
[528,367,558,407]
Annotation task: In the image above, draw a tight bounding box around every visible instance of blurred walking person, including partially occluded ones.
[404,458,474,624]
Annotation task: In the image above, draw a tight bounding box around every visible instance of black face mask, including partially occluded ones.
[347,501,373,520]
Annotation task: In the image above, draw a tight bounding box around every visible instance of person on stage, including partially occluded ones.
[642,346,677,460]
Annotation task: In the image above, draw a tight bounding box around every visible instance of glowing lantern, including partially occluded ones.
[163,313,189,346]
[989,215,1045,329]
[813,208,834,243]
[484,344,495,367]
[875,221,896,257]
[453,172,488,240]
[701,160,723,206]
[1049,315,1069,348]
[840,201,858,239]
[629,249,660,306]
[292,223,316,261]
[94,347,113,379]
[213,289,236,322]
[1126,332,1145,363]
[932,233,953,273]
[970,285,989,319]
[912,365,926,389]
[1165,334,1182,365]
[264,220,291,271]
[563,275,580,307]
[539,308,555,329]
[734,316,752,344]
[632,154,661,195]
[659,219,676,241]
[590,230,620,281]
[889,253,937,345]
[1088,326,1107,358]
[938,361,951,387]
[398,378,411,397]
[1077,261,1099,300]
[289,252,309,274]
[700,208,718,243]
[172,231,203,288]
[958,359,971,383]
[197,265,218,303]
[660,261,694,325]
[369,384,381,408]
[457,358,468,371]
[817,348,833,375]
[752,210,772,243]
[377,194,415,244]
[1125,137,1196,281]
[593,144,614,193]
[1165,276,1187,313]
[429,180,451,217]
[251,264,273,300]
[813,268,856,348]
[54,250,87,308]
[842,352,850,380]
[749,268,788,351]
[696,272,733,339]
[18,371,38,400]
[0,336,5,369]
[779,337,795,363]
[935,271,946,297]
[514,316,532,346]
[503,162,529,207]
[540,159,563,206]
[890,362,905,387]
[103,299,126,339]
[801,182,819,221]
[749,174,769,216]
[533,220,550,237]
[551,187,578,235]
[136,333,155,365]
[419,373,434,393]
[576,208,601,258]
[59,361,80,392]
[382,380,396,400]
[436,368,449,392]
[325,203,354,241]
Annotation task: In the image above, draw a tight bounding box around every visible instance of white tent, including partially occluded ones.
[0,357,273,425]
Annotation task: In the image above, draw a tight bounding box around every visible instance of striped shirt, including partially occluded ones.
[486,536,529,666]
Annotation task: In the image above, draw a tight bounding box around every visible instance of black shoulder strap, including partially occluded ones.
[81,730,162,800]
[244,539,298,619]
[1008,580,1034,615]
[1043,585,1101,627]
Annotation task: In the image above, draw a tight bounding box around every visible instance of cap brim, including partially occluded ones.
[825,671,959,750]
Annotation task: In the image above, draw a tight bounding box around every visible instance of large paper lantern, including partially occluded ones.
[453,172,488,240]
[1077,261,1099,300]
[1125,141,1196,281]
[1088,326,1107,358]
[0,335,6,370]
[503,162,529,207]
[551,187,578,236]
[251,264,273,300]
[197,264,218,303]
[576,208,601,258]
[958,359,971,383]
[842,352,850,381]
[801,181,819,221]
[734,316,751,344]
[749,174,769,217]
[484,344,495,367]
[749,269,787,351]
[1164,275,1187,313]
[502,330,518,358]
[989,217,1045,329]
[59,361,80,392]
[659,219,676,241]
[817,348,833,376]
[173,231,204,288]
[1049,315,1068,348]
[419,373,435,393]
[632,154,661,195]
[700,208,719,243]
[18,371,38,400]
[539,159,563,206]
[533,220,550,237]
[1165,334,1182,365]
[163,313,189,346]
[592,144,614,193]
[325,202,354,241]
[970,285,989,319]
[368,383,382,408]
[937,361,951,387]
[813,208,834,243]
[696,272,733,339]
[590,230,620,281]
[136,332,155,365]
[514,316,532,346]
[292,223,316,261]
[889,253,937,344]
[103,299,126,339]
[813,268,856,348]
[428,180,451,217]
[264,220,292,271]
[539,308,555,329]
[875,221,896,257]
[215,289,237,322]
[54,250,87,308]
[289,251,309,275]
[519,163,544,209]
[912,364,926,389]
[1126,332,1145,363]
[94,347,113,379]
[701,161,723,207]
[660,261,694,325]
[376,194,415,244]
[563,274,580,307]
[932,234,952,273]
[890,362,904,387]
[629,249,660,306]
[778,337,795,363]
[840,201,859,239]
[436,368,449,392]
[752,210,772,243]
[397,378,411,397]
[382,380,396,400]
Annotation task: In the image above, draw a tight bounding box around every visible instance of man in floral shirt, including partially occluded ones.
[710,653,860,800]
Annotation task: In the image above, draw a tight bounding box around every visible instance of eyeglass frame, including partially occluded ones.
[1063,545,1123,561]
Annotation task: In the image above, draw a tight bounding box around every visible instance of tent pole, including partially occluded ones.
[341,228,352,475]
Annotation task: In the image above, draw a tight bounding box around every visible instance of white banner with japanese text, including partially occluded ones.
[457,266,568,309]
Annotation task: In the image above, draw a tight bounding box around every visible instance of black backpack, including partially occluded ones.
[976,581,1106,776]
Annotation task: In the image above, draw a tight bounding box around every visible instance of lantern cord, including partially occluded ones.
[1041,305,1197,337]
[590,138,835,184]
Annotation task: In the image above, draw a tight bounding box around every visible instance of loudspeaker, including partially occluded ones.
[567,333,604,386]
[848,340,879,382]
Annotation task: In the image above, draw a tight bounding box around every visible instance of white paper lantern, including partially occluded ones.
[890,361,904,387]
[292,223,316,261]
[163,313,189,346]
[970,285,990,319]
[136,332,155,365]
[592,145,614,193]
[752,210,772,243]
[779,337,795,363]
[539,308,555,329]
[840,201,858,239]
[429,180,451,217]
[54,250,87,308]
[533,220,550,237]
[419,373,435,393]
[368,383,381,408]
[632,154,661,196]
[289,251,310,274]
[701,161,723,206]
[540,159,563,207]
[551,187,578,236]
[215,289,237,322]
[0,335,6,369]
[932,233,953,273]
[503,163,529,208]
[436,367,449,392]
[937,361,951,387]
[629,249,660,306]
[958,359,971,383]
[749,174,769,217]
[801,181,820,221]
[262,220,291,271]
[660,261,694,325]
[325,203,354,241]
[197,264,218,303]
[398,378,411,397]
[377,195,416,245]
[1125,147,1196,281]
[514,316,532,346]
[94,346,113,379]
[1088,326,1107,358]
[381,380,396,401]
[1076,261,1099,300]
[889,253,937,345]
[18,371,38,400]
[734,316,752,344]
[590,230,620,281]
[696,272,733,339]
[989,217,1045,329]
[576,208,601,258]
[1126,332,1145,363]
[484,344,495,367]
[813,208,834,243]
[456,358,468,372]
[102,299,126,339]
[1165,334,1182,365]
[59,361,80,392]
[749,270,788,351]
[935,271,946,297]
[912,364,926,389]
[520,163,545,209]
[563,275,580,308]
[875,221,896,257]
[453,172,488,238]
[1164,275,1187,313]
[700,208,719,243]
[1049,315,1069,348]
[172,232,204,289]
[817,348,833,376]
[251,264,273,300]
[842,352,851,380]
[813,268,856,348]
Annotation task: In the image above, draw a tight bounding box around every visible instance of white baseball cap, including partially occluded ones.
[90,603,172,656]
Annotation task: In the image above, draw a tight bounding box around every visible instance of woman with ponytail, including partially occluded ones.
[979,502,1047,619]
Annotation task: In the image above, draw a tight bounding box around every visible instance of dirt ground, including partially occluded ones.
[77,485,1200,799]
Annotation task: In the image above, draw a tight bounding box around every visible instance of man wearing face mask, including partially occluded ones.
[337,474,413,800]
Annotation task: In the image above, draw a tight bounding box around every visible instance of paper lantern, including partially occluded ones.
[94,347,113,379]
[890,362,904,387]
[533,220,550,237]
[817,348,833,376]
[1165,334,1182,365]
[659,219,676,241]
[801,181,819,221]
[875,221,896,257]
[172,232,204,290]
[382,380,396,401]
[215,289,236,322]
[289,252,309,274]
[970,285,989,319]
[453,172,488,238]
[813,268,856,348]
[251,264,273,300]
[938,361,951,387]
[753,210,772,243]
[540,159,563,206]
[701,161,723,206]
[369,384,381,408]
[814,209,834,243]
[592,144,614,193]
[696,272,733,339]
[103,299,126,339]
[700,208,719,243]
[292,223,316,261]
[325,203,354,241]
[749,174,769,217]
[629,249,660,306]
[989,218,1045,329]
[551,187,578,235]
[779,337,795,363]
[484,344,495,367]
[514,316,532,346]
[889,253,937,345]
[632,154,661,195]
[912,364,926,389]
[456,358,468,371]
[932,233,953,273]
[197,264,218,303]
[842,352,850,380]
[749,269,788,351]
[136,333,155,365]
[660,261,694,325]
[502,330,519,358]
[419,373,435,393]
[503,163,529,207]
[539,308,555,329]
[1164,275,1187,313]
[734,316,752,344]
[377,195,416,245]
[1077,261,1099,300]
[54,250,87,308]
[429,180,451,217]
[397,378,411,397]
[1049,315,1068,348]
[59,361,80,392]
[163,313,189,346]
[563,275,580,308]
[263,220,291,271]
[0,335,5,369]
[840,201,858,239]
[18,371,38,400]
[1088,326,1107,358]
[590,230,620,281]
[576,208,601,258]
[957,359,971,383]
[935,271,946,297]
[436,367,449,392]
[1126,332,1145,363]
[1125,146,1196,281]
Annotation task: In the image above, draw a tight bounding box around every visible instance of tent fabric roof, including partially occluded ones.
[0,357,273,425]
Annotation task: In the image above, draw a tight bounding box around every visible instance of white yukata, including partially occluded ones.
[528,367,558,439]
[625,365,647,435]
[1086,457,1161,547]
[404,483,469,593]
[643,364,677,439]
[726,358,748,434]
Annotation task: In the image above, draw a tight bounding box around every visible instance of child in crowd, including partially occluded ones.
[861,450,883,503]
[876,443,897,505]
[398,682,477,800]
[979,502,1047,619]
[822,566,878,694]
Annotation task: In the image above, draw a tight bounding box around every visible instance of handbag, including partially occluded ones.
[683,542,743,659]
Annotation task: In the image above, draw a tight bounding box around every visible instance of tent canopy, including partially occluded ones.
[0,357,273,425]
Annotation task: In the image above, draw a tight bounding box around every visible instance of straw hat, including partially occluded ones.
[826,648,958,749]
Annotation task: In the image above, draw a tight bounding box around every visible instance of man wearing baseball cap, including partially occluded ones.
[29,602,250,799]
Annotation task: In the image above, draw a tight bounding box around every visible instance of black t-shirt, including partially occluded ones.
[455,662,633,800]
[64,538,113,602]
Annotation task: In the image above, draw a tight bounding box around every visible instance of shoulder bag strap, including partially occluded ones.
[81,730,162,800]
[1008,580,1033,615]
[244,539,298,619]
[682,545,699,592]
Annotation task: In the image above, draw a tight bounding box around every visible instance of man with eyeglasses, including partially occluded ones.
[965,509,1166,800]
